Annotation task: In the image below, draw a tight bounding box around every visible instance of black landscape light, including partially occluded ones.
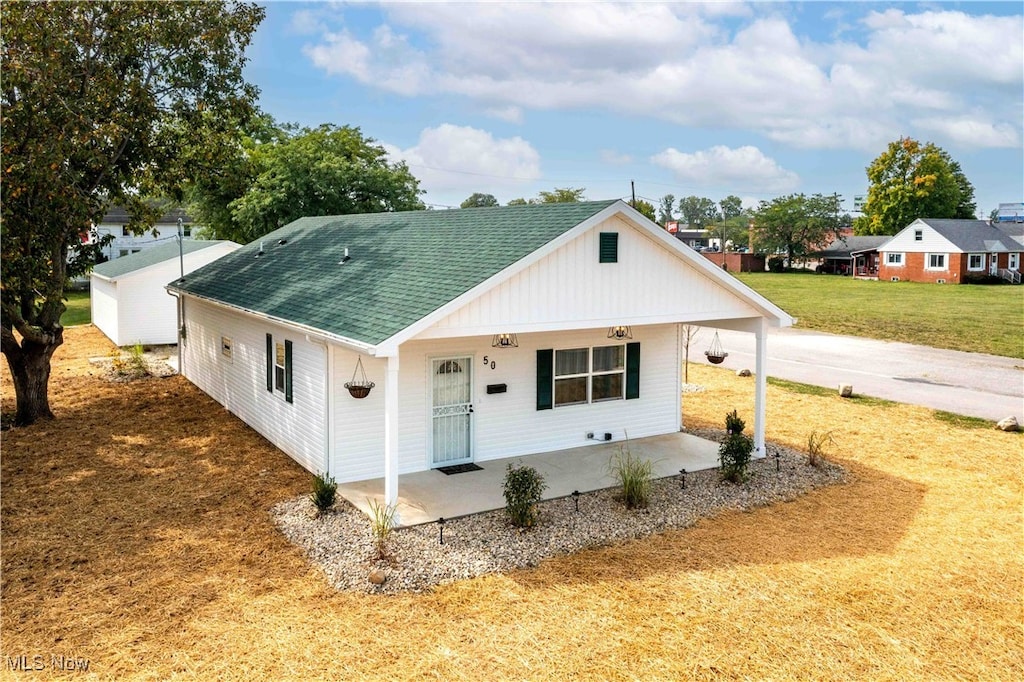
[680,468,687,489]
[438,517,445,545]
[775,450,781,472]
[571,490,580,513]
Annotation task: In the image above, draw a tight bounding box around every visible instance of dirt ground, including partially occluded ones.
[1,325,1021,680]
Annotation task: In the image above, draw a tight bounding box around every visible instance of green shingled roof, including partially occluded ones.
[171,200,619,346]
[92,240,232,279]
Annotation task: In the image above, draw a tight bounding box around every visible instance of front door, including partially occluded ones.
[431,356,473,466]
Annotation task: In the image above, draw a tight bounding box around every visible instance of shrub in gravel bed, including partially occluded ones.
[503,463,547,528]
[609,444,653,509]
[310,472,337,515]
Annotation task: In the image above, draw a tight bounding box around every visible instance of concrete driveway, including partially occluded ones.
[709,327,1022,422]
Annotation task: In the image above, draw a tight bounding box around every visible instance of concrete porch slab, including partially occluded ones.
[336,432,721,527]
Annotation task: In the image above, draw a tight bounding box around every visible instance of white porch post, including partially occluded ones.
[754,318,767,456]
[383,353,400,518]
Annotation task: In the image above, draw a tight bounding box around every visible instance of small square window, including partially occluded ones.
[887,252,903,266]
[914,230,923,241]
[122,225,131,236]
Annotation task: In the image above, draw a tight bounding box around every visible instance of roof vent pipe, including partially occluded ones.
[340,247,351,265]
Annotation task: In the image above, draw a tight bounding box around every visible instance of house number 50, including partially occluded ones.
[482,356,496,370]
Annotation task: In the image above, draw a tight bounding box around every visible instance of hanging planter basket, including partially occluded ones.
[344,356,375,399]
[704,331,729,365]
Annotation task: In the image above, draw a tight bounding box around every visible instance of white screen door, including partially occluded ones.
[431,357,472,466]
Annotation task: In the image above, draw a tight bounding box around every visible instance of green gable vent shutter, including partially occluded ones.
[266,334,273,392]
[599,232,618,263]
[625,342,640,400]
[536,349,553,410]
[284,340,294,404]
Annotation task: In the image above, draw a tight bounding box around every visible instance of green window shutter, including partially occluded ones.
[536,349,553,411]
[266,334,273,392]
[284,340,294,404]
[625,342,640,400]
[599,232,618,263]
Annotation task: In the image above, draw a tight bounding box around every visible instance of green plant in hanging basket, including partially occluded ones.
[345,356,375,398]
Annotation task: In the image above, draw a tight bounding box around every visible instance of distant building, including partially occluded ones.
[91,206,197,261]
[995,202,1024,223]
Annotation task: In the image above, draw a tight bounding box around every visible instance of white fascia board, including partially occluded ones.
[614,202,795,328]
[169,287,377,355]
[374,201,631,355]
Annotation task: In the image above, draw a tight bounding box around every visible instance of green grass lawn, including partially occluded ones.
[734,272,1024,358]
[60,290,91,326]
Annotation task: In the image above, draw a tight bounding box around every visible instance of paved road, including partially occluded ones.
[708,327,1023,422]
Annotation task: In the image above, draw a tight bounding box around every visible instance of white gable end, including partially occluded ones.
[882,220,961,254]
[417,214,761,339]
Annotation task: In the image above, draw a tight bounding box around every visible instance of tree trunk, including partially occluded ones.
[3,334,62,426]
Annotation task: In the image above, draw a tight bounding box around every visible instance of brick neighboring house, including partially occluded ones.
[878,218,1023,284]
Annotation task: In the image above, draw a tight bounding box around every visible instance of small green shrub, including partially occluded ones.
[725,409,746,434]
[806,430,836,467]
[503,463,547,528]
[367,498,397,559]
[310,472,337,514]
[719,409,753,483]
[128,342,148,374]
[609,445,653,509]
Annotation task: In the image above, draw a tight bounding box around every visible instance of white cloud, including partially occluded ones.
[383,124,542,196]
[651,145,800,193]
[483,106,524,124]
[913,117,1021,149]
[300,4,1023,152]
[600,149,633,166]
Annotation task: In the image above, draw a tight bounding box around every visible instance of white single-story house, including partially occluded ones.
[167,201,793,516]
[91,239,240,346]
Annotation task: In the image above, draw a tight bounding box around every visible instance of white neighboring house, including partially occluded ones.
[167,201,794,512]
[93,206,196,261]
[91,239,240,346]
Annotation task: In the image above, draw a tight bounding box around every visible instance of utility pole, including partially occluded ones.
[631,180,636,207]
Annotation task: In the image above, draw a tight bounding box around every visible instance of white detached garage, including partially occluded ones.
[91,239,240,346]
[168,201,793,515]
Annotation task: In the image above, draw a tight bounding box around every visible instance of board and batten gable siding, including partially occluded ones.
[329,325,679,483]
[181,297,327,475]
[419,215,760,338]
[90,277,120,345]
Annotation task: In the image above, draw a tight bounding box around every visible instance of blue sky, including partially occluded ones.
[244,1,1023,216]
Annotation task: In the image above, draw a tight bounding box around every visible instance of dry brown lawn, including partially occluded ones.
[2,326,1021,680]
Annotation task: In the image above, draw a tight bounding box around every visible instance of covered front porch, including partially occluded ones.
[338,431,721,526]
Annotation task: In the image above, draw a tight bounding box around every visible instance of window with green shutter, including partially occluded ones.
[537,342,639,408]
[599,232,618,263]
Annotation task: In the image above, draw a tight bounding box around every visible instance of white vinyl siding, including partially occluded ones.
[181,298,327,475]
[328,325,679,483]
[967,254,985,271]
[882,220,960,254]
[926,253,947,270]
[89,243,240,346]
[886,252,904,266]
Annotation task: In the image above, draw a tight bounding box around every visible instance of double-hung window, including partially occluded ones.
[553,345,625,406]
[266,334,293,403]
[543,343,636,409]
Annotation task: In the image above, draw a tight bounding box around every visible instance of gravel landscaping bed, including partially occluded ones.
[272,431,846,594]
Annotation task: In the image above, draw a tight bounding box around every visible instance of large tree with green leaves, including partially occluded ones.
[855,137,977,235]
[507,187,586,206]
[657,194,676,225]
[631,198,656,222]
[460,193,499,208]
[677,196,719,228]
[753,193,843,268]
[2,1,264,425]
[192,123,425,243]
